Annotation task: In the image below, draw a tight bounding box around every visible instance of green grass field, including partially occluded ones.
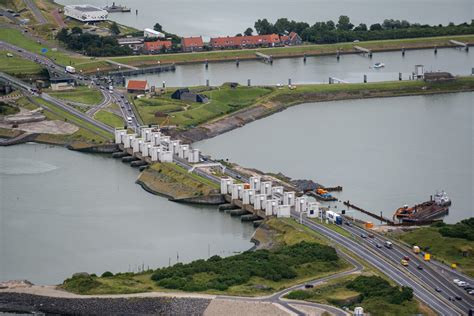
[133,85,273,127]
[48,86,103,106]
[0,51,42,75]
[397,227,474,277]
[94,110,124,128]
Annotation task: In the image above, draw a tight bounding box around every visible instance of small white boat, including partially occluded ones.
[373,62,385,69]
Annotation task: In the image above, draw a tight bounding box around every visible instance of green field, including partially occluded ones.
[0,51,42,75]
[133,85,273,127]
[49,86,103,106]
[94,110,124,128]
[397,224,474,277]
[110,34,474,66]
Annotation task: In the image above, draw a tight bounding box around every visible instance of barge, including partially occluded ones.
[393,191,451,223]
[103,3,131,12]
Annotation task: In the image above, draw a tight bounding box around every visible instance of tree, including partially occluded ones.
[71,26,82,34]
[275,18,291,34]
[235,33,242,37]
[354,23,367,31]
[254,19,274,35]
[153,22,163,32]
[244,27,253,36]
[110,22,120,35]
[369,23,383,31]
[56,28,69,42]
[336,15,353,31]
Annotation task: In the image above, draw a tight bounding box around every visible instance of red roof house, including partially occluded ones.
[127,80,150,93]
[181,36,204,52]
[143,40,172,53]
[210,34,281,49]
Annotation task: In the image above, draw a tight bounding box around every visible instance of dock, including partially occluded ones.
[449,40,469,51]
[307,191,338,202]
[255,52,273,64]
[353,45,373,57]
[109,64,176,77]
[329,77,349,84]
[343,201,395,225]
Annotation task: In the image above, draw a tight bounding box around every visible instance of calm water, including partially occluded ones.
[133,47,473,87]
[56,0,473,38]
[0,144,254,284]
[197,92,474,224]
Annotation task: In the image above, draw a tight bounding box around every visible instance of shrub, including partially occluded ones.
[286,290,312,300]
[101,271,114,277]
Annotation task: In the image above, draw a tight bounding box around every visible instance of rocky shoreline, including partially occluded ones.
[0,292,211,315]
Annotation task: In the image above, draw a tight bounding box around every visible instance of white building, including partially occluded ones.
[249,176,261,191]
[253,194,267,210]
[178,144,190,159]
[307,202,321,218]
[260,181,272,196]
[243,189,255,205]
[144,28,165,38]
[132,138,144,153]
[232,184,245,200]
[150,146,161,161]
[188,149,200,163]
[123,134,136,148]
[220,178,234,195]
[151,132,162,146]
[295,197,307,213]
[140,142,152,157]
[170,140,181,155]
[283,191,295,206]
[265,199,278,216]
[159,150,173,162]
[277,205,291,218]
[115,129,127,144]
[64,5,108,22]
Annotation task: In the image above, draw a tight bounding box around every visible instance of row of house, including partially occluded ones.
[118,29,302,54]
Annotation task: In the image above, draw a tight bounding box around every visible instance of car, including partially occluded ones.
[120,95,124,98]
[455,295,462,301]
[360,234,367,238]
[435,287,442,293]
[345,221,352,226]
[417,265,423,270]
[458,281,468,287]
[448,296,454,302]
[375,243,382,248]
[120,104,124,108]
[304,284,314,289]
[453,279,460,284]
[468,290,474,295]
[368,233,374,238]
[403,256,410,261]
[17,49,22,52]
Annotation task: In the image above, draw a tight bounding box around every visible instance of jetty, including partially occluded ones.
[449,39,469,51]
[353,45,373,57]
[108,64,176,77]
[344,201,394,225]
[255,52,273,64]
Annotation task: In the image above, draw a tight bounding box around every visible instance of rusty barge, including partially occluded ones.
[393,191,451,223]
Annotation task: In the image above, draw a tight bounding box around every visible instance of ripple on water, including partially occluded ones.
[0,158,59,175]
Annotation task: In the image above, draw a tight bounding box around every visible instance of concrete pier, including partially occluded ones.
[449,39,469,51]
[354,45,373,57]
[256,52,273,64]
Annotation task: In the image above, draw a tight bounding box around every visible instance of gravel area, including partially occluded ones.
[0,293,211,315]
[204,299,290,316]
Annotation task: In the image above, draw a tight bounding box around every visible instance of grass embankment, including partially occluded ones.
[61,218,350,296]
[110,34,474,67]
[133,85,272,127]
[94,109,124,128]
[48,86,103,106]
[137,162,219,200]
[286,275,419,316]
[396,218,474,277]
[0,51,42,75]
[0,28,108,72]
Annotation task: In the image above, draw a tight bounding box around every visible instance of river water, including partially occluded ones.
[133,47,473,87]
[0,144,254,284]
[197,92,473,225]
[56,0,473,38]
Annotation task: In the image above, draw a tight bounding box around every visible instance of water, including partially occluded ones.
[56,0,473,38]
[197,92,474,224]
[0,144,254,285]
[133,47,473,87]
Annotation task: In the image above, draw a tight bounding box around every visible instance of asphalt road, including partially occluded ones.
[23,0,47,24]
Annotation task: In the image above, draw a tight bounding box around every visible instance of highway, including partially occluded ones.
[23,0,47,24]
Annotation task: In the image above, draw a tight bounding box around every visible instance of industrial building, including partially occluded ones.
[64,5,108,22]
[144,28,165,38]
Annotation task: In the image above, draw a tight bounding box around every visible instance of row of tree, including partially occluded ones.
[248,16,474,44]
[56,27,131,57]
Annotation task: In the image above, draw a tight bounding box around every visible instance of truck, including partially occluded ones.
[326,210,343,225]
[65,66,76,74]
[413,246,420,254]
[424,253,431,261]
[384,241,393,249]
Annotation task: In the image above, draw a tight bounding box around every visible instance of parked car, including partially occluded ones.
[368,233,374,238]
[304,284,314,289]
[375,243,382,248]
[455,295,462,301]
[417,265,423,270]
[435,287,442,293]
[360,234,367,238]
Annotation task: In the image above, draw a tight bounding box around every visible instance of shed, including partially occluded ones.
[423,72,455,82]
[127,80,150,93]
[171,88,208,103]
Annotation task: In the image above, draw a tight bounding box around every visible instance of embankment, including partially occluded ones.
[176,77,474,143]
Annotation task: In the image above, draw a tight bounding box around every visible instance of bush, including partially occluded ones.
[286,290,312,300]
[62,275,101,293]
[347,276,413,304]
[101,271,114,278]
[438,217,474,241]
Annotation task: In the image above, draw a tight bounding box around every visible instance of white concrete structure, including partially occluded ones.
[232,184,245,200]
[249,176,261,191]
[144,28,165,38]
[188,149,200,163]
[140,142,152,157]
[140,127,155,142]
[150,146,161,162]
[354,307,364,316]
[253,194,267,210]
[307,202,321,218]
[265,199,278,216]
[178,144,190,159]
[64,5,108,22]
[277,205,291,218]
[114,129,127,144]
[243,189,255,205]
[295,197,307,213]
[132,138,144,153]
[159,150,173,162]
[283,191,295,206]
[271,186,284,201]
[151,132,162,146]
[170,140,181,155]
[260,181,272,196]
[161,135,171,145]
[123,134,136,148]
[220,178,234,195]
